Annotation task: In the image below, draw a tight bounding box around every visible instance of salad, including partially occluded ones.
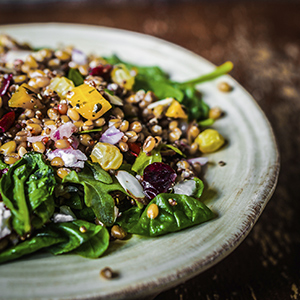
[0,34,232,264]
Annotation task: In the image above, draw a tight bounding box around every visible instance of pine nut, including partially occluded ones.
[57,167,71,179]
[147,203,159,219]
[50,157,65,167]
[129,121,143,133]
[32,141,46,153]
[143,136,155,153]
[67,108,80,121]
[55,139,71,149]
[0,141,17,155]
[118,141,129,152]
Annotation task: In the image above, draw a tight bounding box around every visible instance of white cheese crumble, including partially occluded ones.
[0,202,12,239]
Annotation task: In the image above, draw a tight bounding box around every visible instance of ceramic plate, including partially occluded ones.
[0,23,279,300]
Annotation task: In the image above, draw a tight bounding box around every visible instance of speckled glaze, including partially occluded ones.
[0,23,279,300]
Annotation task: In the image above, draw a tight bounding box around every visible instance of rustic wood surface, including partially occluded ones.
[0,1,299,299]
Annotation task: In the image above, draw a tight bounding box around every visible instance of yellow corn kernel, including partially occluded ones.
[66,84,112,120]
[111,64,135,90]
[8,83,44,110]
[165,100,187,119]
[48,77,75,98]
[90,142,123,171]
[195,129,225,153]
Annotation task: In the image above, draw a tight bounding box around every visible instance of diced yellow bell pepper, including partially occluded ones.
[8,83,44,110]
[111,64,135,90]
[195,129,225,153]
[48,77,74,98]
[66,83,112,120]
[165,100,188,119]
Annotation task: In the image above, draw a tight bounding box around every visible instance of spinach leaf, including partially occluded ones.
[131,148,162,175]
[0,152,56,237]
[161,144,186,157]
[192,177,205,198]
[105,55,232,122]
[85,161,112,184]
[0,220,109,263]
[67,68,84,86]
[0,229,66,264]
[46,220,109,258]
[62,167,126,226]
[117,193,214,236]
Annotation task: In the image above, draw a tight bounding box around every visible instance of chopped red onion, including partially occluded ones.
[50,122,77,141]
[100,126,124,145]
[187,157,209,166]
[27,135,46,143]
[47,148,87,168]
[173,180,196,196]
[72,49,87,65]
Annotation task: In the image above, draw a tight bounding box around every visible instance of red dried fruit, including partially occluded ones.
[142,162,177,199]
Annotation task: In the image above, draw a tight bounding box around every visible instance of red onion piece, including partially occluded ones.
[72,49,87,65]
[100,126,124,145]
[0,74,13,96]
[187,157,209,166]
[50,122,77,141]
[47,148,87,168]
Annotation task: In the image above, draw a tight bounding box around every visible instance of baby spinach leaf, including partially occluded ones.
[161,144,186,157]
[134,76,184,101]
[117,193,214,236]
[85,161,112,184]
[63,168,126,226]
[192,177,205,198]
[105,55,232,122]
[46,220,109,258]
[132,148,162,175]
[0,220,109,263]
[67,68,84,86]
[0,229,66,264]
[0,152,56,237]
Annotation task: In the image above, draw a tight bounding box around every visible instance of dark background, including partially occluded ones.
[1,1,300,299]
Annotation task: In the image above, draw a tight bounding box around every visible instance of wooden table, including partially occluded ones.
[1,1,299,299]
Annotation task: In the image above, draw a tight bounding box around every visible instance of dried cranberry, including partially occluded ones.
[128,142,141,157]
[0,111,15,133]
[89,64,112,81]
[0,74,13,97]
[142,162,177,200]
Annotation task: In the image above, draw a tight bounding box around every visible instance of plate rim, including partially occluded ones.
[0,22,280,300]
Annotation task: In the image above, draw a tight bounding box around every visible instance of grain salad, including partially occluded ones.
[0,34,232,263]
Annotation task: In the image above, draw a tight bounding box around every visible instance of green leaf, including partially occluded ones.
[178,61,234,87]
[161,144,186,157]
[0,229,66,264]
[85,161,112,184]
[134,76,184,101]
[0,152,56,236]
[192,177,205,198]
[46,220,109,258]
[132,148,162,175]
[63,168,126,226]
[117,193,214,237]
[67,68,84,86]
